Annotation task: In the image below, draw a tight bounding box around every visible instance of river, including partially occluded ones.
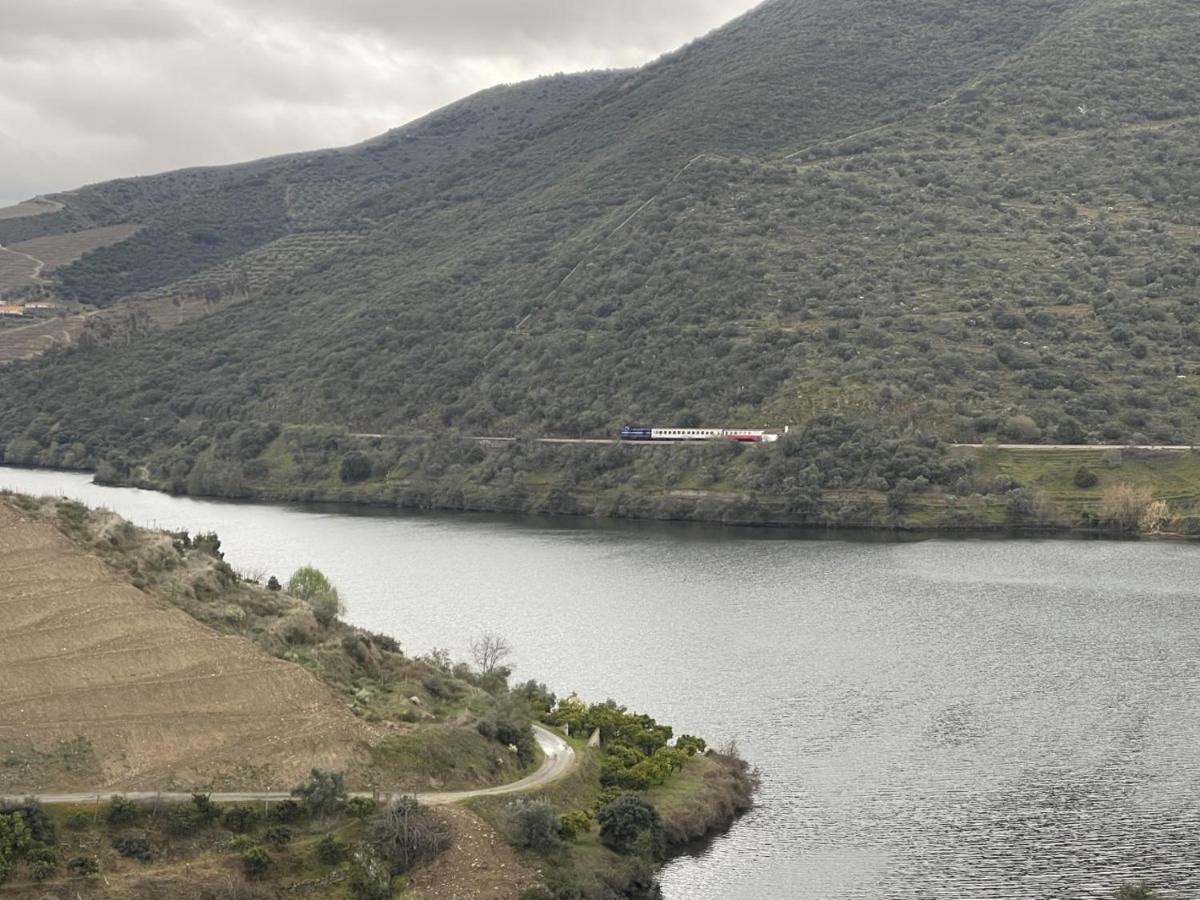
[2,466,1198,899]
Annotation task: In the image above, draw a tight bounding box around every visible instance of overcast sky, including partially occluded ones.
[0,0,760,207]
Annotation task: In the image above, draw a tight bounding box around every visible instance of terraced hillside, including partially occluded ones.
[0,498,375,791]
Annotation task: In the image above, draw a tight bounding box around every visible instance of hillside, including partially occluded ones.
[0,495,544,795]
[0,498,373,792]
[0,0,1199,525]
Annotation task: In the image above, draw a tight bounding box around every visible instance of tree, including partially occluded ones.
[597,794,664,858]
[370,796,451,875]
[470,631,513,675]
[287,566,344,627]
[340,451,373,483]
[291,769,346,819]
[287,566,333,601]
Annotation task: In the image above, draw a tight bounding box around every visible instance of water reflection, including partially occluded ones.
[2,466,1197,898]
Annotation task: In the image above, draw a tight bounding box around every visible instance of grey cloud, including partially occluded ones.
[0,0,758,206]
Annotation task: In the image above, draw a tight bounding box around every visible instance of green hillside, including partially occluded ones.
[1,0,1199,529]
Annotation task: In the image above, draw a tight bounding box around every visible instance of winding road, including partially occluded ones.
[2,725,575,808]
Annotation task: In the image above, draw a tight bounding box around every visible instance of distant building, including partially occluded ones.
[23,302,57,310]
[0,304,24,317]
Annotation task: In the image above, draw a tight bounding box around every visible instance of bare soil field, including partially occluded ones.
[9,223,140,271]
[0,499,379,793]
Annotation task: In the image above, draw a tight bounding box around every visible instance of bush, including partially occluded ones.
[28,846,57,880]
[370,796,451,875]
[1073,466,1099,489]
[315,834,349,866]
[167,805,207,836]
[291,769,346,817]
[559,810,595,841]
[287,566,333,600]
[510,800,563,853]
[1100,483,1153,531]
[112,834,154,862]
[269,799,304,824]
[597,794,664,858]
[65,811,91,831]
[349,847,393,900]
[264,825,293,849]
[340,451,373,483]
[105,796,141,827]
[1115,883,1158,900]
[66,855,100,876]
[241,846,272,880]
[346,797,377,820]
[223,806,261,834]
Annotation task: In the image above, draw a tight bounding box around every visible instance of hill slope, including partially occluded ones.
[0,0,1198,489]
[0,498,374,791]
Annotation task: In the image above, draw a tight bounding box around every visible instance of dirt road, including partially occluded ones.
[3,725,575,807]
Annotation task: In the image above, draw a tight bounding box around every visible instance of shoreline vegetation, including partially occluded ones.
[0,493,756,898]
[3,421,1193,538]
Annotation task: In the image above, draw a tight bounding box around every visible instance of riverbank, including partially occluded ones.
[0,492,756,897]
[71,430,1200,538]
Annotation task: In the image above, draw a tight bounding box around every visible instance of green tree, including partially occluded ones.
[291,769,347,818]
[287,566,333,600]
[596,794,664,858]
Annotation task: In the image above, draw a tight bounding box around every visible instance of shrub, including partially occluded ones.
[349,847,393,900]
[311,591,345,628]
[28,846,57,880]
[167,805,206,836]
[241,846,271,880]
[112,834,154,862]
[66,855,100,876]
[340,451,373,483]
[315,834,349,866]
[223,806,261,834]
[510,800,563,853]
[268,799,304,824]
[1073,466,1099,489]
[105,796,141,827]
[264,825,293,849]
[597,794,664,858]
[291,769,346,817]
[559,810,595,841]
[1116,883,1158,900]
[512,680,556,714]
[345,797,377,821]
[370,796,451,875]
[65,811,91,831]
[1100,483,1153,531]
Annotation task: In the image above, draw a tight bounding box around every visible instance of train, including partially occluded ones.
[620,425,784,443]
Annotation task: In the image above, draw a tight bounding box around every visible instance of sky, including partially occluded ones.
[0,0,761,207]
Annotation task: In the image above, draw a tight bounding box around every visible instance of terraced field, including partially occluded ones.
[8,223,141,271]
[0,498,378,792]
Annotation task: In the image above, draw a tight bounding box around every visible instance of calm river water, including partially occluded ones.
[2,466,1198,899]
